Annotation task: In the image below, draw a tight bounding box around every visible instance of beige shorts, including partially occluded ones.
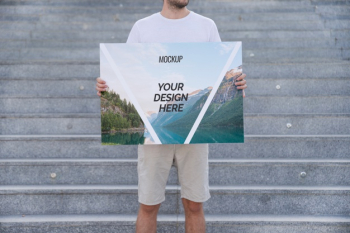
[137,143,210,205]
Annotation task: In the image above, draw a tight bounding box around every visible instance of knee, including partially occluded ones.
[183,198,203,214]
[139,203,160,215]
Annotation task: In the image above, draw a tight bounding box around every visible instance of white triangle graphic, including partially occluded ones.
[184,42,242,144]
[100,44,162,144]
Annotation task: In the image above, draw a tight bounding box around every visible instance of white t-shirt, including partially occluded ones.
[126,10,221,43]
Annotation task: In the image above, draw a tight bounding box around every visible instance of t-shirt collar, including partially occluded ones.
[158,10,193,22]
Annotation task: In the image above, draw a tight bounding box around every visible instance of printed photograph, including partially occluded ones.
[100,42,243,145]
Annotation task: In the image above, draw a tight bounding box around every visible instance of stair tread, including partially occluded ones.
[1,158,350,163]
[1,214,350,223]
[1,184,350,191]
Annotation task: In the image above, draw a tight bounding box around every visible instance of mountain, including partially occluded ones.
[166,66,243,128]
[146,111,158,123]
[100,90,144,131]
[165,90,211,128]
[211,68,241,104]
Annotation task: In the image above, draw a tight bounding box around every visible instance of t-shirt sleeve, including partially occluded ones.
[209,21,221,42]
[126,22,140,43]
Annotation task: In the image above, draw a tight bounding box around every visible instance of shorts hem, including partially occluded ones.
[138,197,165,206]
[180,194,211,203]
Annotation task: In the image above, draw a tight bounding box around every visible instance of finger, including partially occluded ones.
[236,73,246,81]
[237,84,247,90]
[96,77,106,84]
[96,86,106,92]
[97,91,101,96]
[235,80,246,86]
[96,82,108,88]
[243,90,245,98]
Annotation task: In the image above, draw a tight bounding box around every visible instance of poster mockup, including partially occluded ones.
[100,42,244,145]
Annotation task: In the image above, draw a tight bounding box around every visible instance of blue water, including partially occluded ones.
[101,126,243,145]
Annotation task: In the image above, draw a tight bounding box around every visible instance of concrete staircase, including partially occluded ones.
[0,0,350,232]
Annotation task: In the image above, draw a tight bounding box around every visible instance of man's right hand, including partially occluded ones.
[96,77,108,97]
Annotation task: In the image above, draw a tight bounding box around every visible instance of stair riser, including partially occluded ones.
[0,190,178,215]
[210,137,350,159]
[1,116,349,135]
[0,5,316,15]
[245,97,350,114]
[0,223,176,233]
[198,190,350,215]
[311,0,350,5]
[1,63,350,79]
[331,30,350,39]
[245,63,350,79]
[1,162,350,186]
[1,30,339,40]
[0,21,326,31]
[325,20,350,30]
[0,98,99,114]
[1,79,349,98]
[183,223,350,233]
[1,48,347,61]
[1,38,347,49]
[316,6,350,15]
[244,115,350,135]
[1,222,349,233]
[36,12,321,22]
[1,189,349,215]
[0,138,138,159]
[0,0,314,7]
[1,137,349,159]
[0,64,100,79]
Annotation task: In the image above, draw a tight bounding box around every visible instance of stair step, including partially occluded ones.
[0,29,340,40]
[0,12,325,24]
[0,95,350,114]
[1,79,349,98]
[1,48,348,62]
[1,213,349,233]
[331,29,350,38]
[0,135,349,159]
[0,5,317,16]
[325,20,350,29]
[0,185,349,215]
[1,158,350,186]
[1,62,349,79]
[245,96,350,114]
[0,113,349,135]
[316,5,350,15]
[244,113,350,135]
[311,0,350,5]
[1,38,348,49]
[0,97,99,114]
[35,12,322,23]
[0,0,314,7]
[244,62,350,79]
[1,214,349,233]
[0,20,327,31]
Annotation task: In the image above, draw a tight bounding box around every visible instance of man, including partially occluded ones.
[96,0,247,232]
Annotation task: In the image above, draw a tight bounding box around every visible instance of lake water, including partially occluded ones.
[101,126,243,145]
[101,131,145,145]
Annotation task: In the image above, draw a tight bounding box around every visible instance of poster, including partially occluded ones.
[100,42,244,145]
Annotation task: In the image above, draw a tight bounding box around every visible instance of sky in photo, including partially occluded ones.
[101,42,242,113]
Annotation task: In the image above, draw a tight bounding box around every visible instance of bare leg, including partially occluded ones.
[135,203,161,233]
[182,198,206,233]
